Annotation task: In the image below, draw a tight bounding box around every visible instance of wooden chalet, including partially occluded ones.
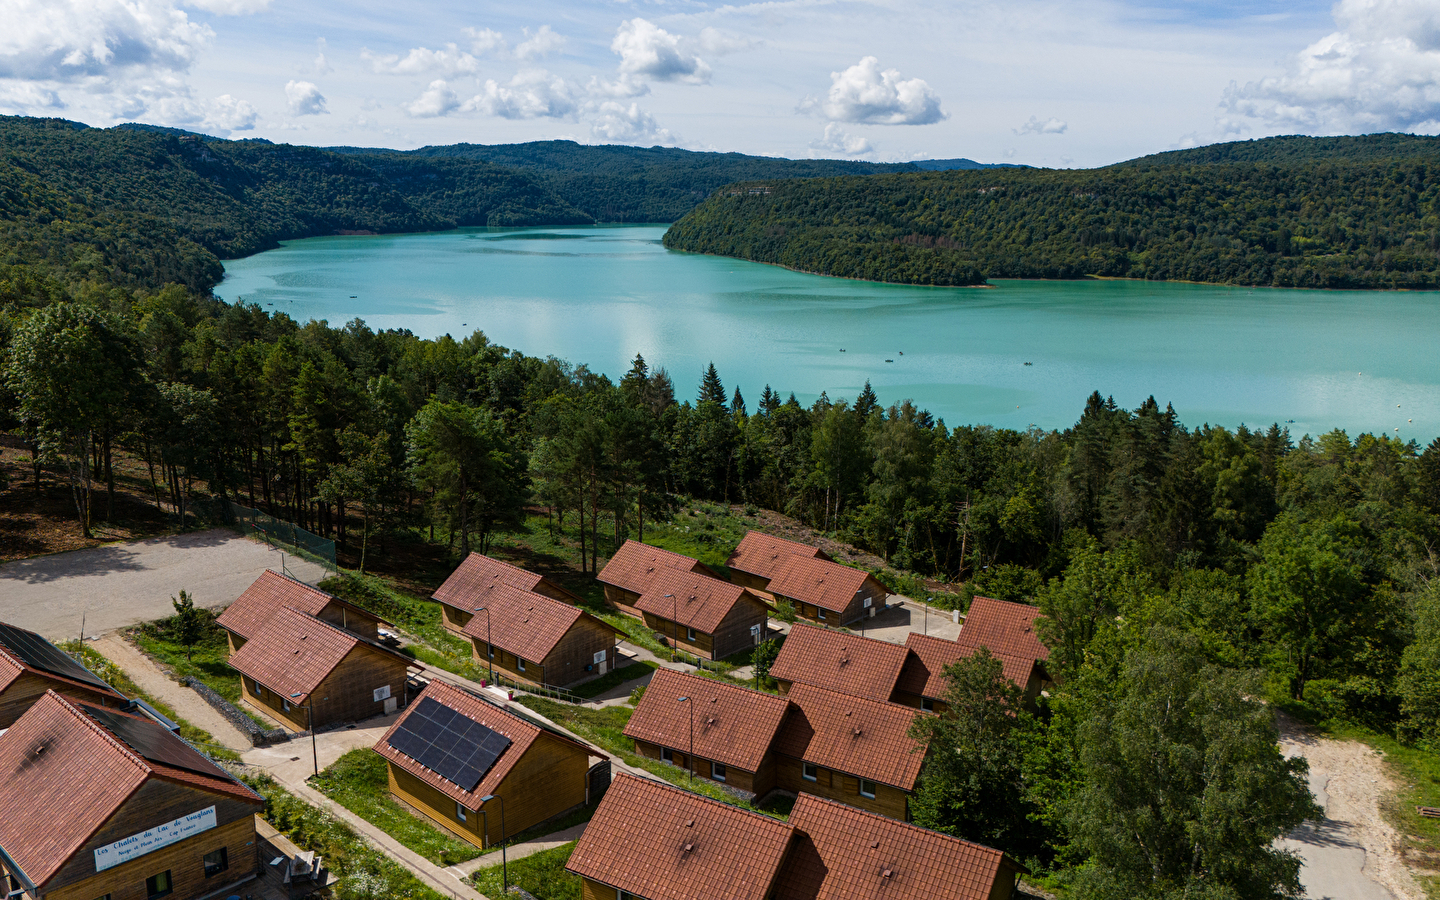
[773,682,930,820]
[595,540,716,618]
[432,553,583,637]
[459,583,620,688]
[768,623,910,704]
[0,621,126,728]
[623,669,790,798]
[0,691,263,900]
[955,596,1053,696]
[230,606,414,731]
[633,568,769,661]
[725,530,832,592]
[566,774,1024,900]
[765,556,887,626]
[217,569,385,653]
[372,680,594,849]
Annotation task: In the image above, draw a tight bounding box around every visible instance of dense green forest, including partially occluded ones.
[4,117,1440,898]
[664,132,1440,288]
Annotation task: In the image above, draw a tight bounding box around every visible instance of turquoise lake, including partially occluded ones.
[217,224,1440,441]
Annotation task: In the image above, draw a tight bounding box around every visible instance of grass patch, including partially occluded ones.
[571,659,659,699]
[320,571,489,681]
[60,640,240,761]
[128,609,253,710]
[243,772,447,900]
[471,841,582,900]
[311,749,482,866]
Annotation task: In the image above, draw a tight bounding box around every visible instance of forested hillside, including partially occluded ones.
[664,133,1440,288]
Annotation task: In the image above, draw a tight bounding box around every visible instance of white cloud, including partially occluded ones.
[697,27,757,56]
[810,57,945,125]
[0,81,65,111]
[589,100,675,144]
[183,0,271,13]
[311,37,332,75]
[1015,115,1067,134]
[464,27,506,56]
[515,25,564,61]
[405,79,460,117]
[586,73,649,100]
[0,0,211,83]
[362,43,481,77]
[1225,0,1440,132]
[612,19,710,84]
[469,69,578,119]
[205,93,255,130]
[285,80,327,115]
[809,122,872,155]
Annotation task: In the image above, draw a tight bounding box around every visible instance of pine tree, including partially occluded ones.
[759,384,779,413]
[732,387,747,417]
[856,380,879,418]
[698,362,727,408]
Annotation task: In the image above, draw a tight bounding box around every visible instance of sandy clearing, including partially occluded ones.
[92,633,252,752]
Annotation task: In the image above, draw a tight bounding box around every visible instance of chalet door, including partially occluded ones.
[594,649,608,675]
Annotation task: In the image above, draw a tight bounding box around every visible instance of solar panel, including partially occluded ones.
[385,697,513,791]
[83,706,231,780]
[0,622,114,692]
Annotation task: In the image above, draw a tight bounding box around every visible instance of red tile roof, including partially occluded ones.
[726,531,831,581]
[777,793,1020,900]
[432,553,580,610]
[373,680,588,809]
[623,669,791,773]
[895,632,968,700]
[956,597,1050,663]
[765,556,879,613]
[565,773,794,900]
[596,540,715,596]
[768,623,909,703]
[218,570,384,641]
[459,583,616,664]
[633,568,761,635]
[0,691,260,888]
[774,683,930,791]
[228,606,407,701]
[0,622,125,701]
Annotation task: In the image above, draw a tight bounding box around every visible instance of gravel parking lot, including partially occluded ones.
[0,529,327,640]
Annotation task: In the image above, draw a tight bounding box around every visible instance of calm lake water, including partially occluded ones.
[217,224,1440,441]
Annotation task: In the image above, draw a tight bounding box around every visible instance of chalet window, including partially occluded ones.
[661,747,674,763]
[203,847,228,878]
[860,779,878,799]
[617,891,638,900]
[863,596,872,609]
[456,802,467,823]
[253,680,265,698]
[283,699,291,712]
[920,697,935,712]
[686,627,697,641]
[711,761,726,782]
[517,658,526,672]
[802,762,819,782]
[488,644,494,658]
[145,870,173,899]
[817,609,827,621]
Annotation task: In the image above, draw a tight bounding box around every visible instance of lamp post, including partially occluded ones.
[924,597,930,635]
[474,605,493,683]
[677,695,693,781]
[290,692,317,775]
[479,793,507,892]
[664,593,676,662]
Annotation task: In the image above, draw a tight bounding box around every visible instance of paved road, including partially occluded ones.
[1279,767,1398,900]
[0,529,327,640]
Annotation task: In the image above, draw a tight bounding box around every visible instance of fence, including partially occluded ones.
[487,671,582,705]
[224,501,337,575]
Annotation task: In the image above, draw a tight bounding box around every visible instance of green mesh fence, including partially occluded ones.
[225,501,337,574]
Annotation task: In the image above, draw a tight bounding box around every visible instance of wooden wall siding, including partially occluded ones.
[226,632,246,654]
[0,673,121,729]
[891,691,949,715]
[315,603,380,640]
[531,582,575,605]
[774,756,910,821]
[470,645,545,686]
[988,865,1022,900]
[307,645,410,728]
[639,611,714,659]
[602,585,643,618]
[440,605,473,636]
[631,740,764,795]
[710,596,769,660]
[729,570,771,592]
[581,877,617,900]
[43,778,260,897]
[240,676,310,732]
[541,618,618,687]
[387,733,588,848]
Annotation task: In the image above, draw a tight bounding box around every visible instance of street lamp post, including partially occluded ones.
[290,692,318,775]
[474,606,493,683]
[677,695,693,781]
[480,793,507,892]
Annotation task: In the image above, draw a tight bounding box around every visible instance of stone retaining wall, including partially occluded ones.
[184,676,290,746]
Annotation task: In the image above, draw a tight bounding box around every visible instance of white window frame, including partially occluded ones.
[455,802,467,823]
[282,699,291,712]
[661,747,674,763]
[686,626,697,642]
[859,779,878,799]
[817,609,827,621]
[802,762,818,782]
[253,680,265,699]
[517,657,526,672]
[863,596,873,609]
[711,761,726,782]
[920,697,935,712]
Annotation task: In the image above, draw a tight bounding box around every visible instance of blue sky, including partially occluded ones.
[3,0,1437,167]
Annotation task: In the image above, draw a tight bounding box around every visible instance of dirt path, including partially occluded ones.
[1277,713,1424,900]
[92,633,252,752]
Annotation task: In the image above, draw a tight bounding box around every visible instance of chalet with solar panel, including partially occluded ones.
[725,530,832,593]
[595,540,718,618]
[764,555,888,626]
[230,606,414,731]
[566,774,1023,900]
[0,691,264,900]
[373,680,594,849]
[0,621,126,728]
[432,553,584,637]
[633,568,770,660]
[217,569,386,653]
[623,669,790,798]
[458,583,621,687]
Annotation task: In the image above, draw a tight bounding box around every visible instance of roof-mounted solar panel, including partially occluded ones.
[385,697,512,791]
[0,623,114,692]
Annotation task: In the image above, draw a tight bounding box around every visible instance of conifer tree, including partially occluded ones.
[698,362,727,408]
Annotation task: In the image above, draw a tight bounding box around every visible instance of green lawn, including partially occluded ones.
[310,748,483,866]
[127,611,264,721]
[244,772,447,900]
[471,841,582,900]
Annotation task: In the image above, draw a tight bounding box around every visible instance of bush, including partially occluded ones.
[471,841,581,900]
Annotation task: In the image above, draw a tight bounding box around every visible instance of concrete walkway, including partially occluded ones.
[92,633,252,751]
[451,822,588,877]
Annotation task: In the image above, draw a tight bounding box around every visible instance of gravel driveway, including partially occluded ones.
[0,529,327,640]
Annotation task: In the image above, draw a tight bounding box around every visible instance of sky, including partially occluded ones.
[2,0,1439,168]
